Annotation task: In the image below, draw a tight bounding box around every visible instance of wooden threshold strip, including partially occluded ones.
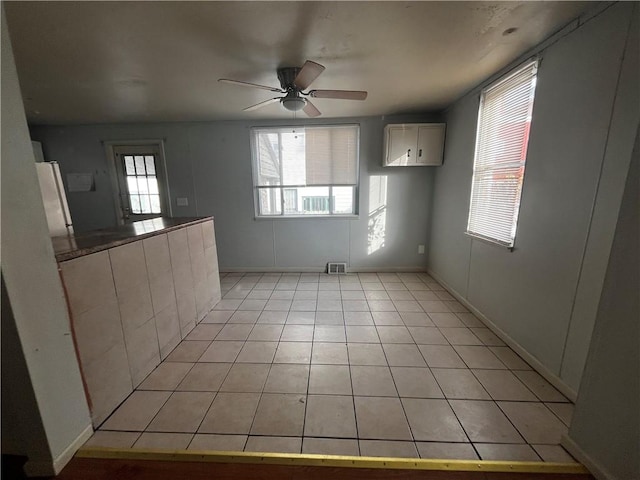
[77,446,590,474]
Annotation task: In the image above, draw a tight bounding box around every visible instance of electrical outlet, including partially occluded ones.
[176,197,189,207]
[418,244,425,254]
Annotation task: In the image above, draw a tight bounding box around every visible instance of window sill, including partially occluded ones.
[464,232,515,251]
[255,214,359,220]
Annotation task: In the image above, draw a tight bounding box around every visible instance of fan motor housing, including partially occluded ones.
[277,67,302,91]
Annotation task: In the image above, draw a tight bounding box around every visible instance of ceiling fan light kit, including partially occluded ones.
[219,60,367,117]
[281,96,306,112]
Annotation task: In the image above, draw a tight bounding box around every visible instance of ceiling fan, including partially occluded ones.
[219,60,367,117]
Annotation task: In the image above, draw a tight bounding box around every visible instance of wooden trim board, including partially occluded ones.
[77,446,589,474]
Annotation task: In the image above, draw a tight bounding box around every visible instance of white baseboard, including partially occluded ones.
[427,268,578,402]
[561,434,612,480]
[24,423,94,477]
[220,266,428,273]
[348,266,428,273]
[222,266,327,273]
[53,423,94,474]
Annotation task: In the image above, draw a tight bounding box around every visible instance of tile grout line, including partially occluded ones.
[493,400,544,461]
[191,272,257,450]
[411,288,489,458]
[443,395,483,460]
[343,303,360,456]
[243,273,293,453]
[97,271,570,460]
[221,273,265,453]
[300,312,314,455]
[374,276,417,453]
[184,280,247,450]
[409,281,515,460]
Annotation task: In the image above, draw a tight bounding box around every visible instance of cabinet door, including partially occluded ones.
[416,124,445,165]
[386,126,418,166]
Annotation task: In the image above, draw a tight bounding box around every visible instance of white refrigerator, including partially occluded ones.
[35,158,74,237]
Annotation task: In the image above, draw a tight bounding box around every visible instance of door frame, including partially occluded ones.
[103,139,172,225]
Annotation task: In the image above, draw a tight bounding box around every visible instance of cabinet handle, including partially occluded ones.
[419,149,423,157]
[407,149,411,158]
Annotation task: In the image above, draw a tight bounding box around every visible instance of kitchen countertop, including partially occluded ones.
[53,216,213,262]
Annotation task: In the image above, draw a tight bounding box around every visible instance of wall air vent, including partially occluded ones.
[327,262,347,275]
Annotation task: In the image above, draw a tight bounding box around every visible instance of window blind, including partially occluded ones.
[467,60,538,247]
[305,126,358,185]
[253,125,358,187]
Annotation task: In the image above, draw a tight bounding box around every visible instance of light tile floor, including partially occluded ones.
[86,272,576,462]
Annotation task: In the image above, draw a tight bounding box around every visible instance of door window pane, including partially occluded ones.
[130,195,141,214]
[145,156,156,175]
[127,176,139,194]
[134,156,146,175]
[150,195,161,214]
[124,156,136,175]
[148,177,158,194]
[139,195,151,213]
[137,177,149,194]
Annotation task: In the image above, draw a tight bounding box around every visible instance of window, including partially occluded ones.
[123,154,161,214]
[111,143,169,223]
[467,59,538,248]
[251,125,359,217]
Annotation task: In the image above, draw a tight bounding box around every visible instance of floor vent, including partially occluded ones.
[327,262,347,274]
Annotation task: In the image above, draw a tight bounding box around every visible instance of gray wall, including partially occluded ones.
[32,114,439,271]
[1,8,91,474]
[427,3,639,393]
[561,5,639,390]
[1,276,51,469]
[565,127,639,480]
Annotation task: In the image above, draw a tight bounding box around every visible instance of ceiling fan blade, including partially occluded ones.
[309,89,368,100]
[303,99,321,118]
[219,78,283,93]
[243,98,281,112]
[293,60,325,90]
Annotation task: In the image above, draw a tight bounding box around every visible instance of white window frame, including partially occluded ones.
[466,59,539,249]
[250,124,360,219]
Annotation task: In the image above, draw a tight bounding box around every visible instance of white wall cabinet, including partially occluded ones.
[383,123,445,166]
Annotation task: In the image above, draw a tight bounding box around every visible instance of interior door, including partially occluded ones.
[112,144,168,222]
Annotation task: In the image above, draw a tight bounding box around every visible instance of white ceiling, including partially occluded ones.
[6,1,593,125]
